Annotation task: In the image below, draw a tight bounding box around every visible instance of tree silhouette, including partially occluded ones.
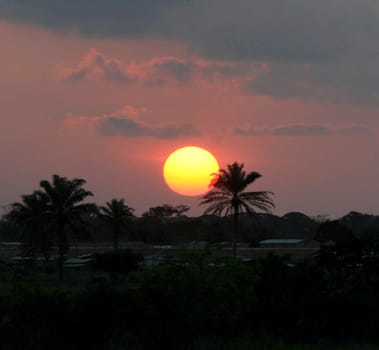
[142,204,190,218]
[38,174,95,280]
[6,191,53,260]
[314,220,355,245]
[99,198,135,250]
[200,162,274,258]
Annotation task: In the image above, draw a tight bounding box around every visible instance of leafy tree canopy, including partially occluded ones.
[142,204,190,218]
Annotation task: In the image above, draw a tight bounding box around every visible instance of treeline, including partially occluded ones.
[1,239,379,349]
[3,207,379,246]
[2,174,379,253]
[1,171,379,349]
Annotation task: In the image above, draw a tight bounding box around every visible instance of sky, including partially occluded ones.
[0,0,379,218]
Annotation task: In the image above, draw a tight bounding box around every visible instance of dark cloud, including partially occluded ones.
[61,48,379,105]
[61,49,130,82]
[241,62,379,105]
[98,116,199,139]
[141,56,251,85]
[1,0,377,63]
[61,50,250,85]
[338,125,374,136]
[235,124,374,137]
[181,0,377,63]
[6,1,379,105]
[145,58,197,84]
[65,105,200,139]
[0,0,182,38]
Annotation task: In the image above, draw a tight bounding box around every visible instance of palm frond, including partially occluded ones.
[99,198,135,225]
[200,162,274,217]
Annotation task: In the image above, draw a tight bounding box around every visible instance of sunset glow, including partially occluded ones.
[163,146,219,196]
[0,1,378,217]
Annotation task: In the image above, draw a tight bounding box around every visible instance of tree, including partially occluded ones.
[200,162,274,258]
[92,249,143,283]
[142,204,190,218]
[99,198,135,250]
[5,191,53,260]
[38,174,95,281]
[314,220,355,245]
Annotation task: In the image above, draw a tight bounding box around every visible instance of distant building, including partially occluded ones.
[259,239,304,248]
[0,242,21,247]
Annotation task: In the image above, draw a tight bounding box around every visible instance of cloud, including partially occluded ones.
[98,117,198,139]
[60,49,130,82]
[0,0,177,38]
[61,49,379,105]
[60,49,251,86]
[8,1,379,104]
[147,57,198,83]
[234,124,375,137]
[240,62,379,105]
[64,106,200,139]
[136,56,252,85]
[1,0,377,63]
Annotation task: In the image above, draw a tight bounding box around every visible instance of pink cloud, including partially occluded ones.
[64,105,200,139]
[59,49,255,86]
[235,124,375,137]
[60,49,130,82]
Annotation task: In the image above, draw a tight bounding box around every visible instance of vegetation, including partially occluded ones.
[39,175,96,280]
[200,162,274,257]
[5,191,52,260]
[0,247,378,349]
[142,203,190,218]
[6,175,95,280]
[92,249,143,283]
[2,171,379,349]
[99,198,135,250]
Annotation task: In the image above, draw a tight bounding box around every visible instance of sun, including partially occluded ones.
[163,146,219,196]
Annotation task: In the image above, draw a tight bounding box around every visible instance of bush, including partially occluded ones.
[92,249,143,275]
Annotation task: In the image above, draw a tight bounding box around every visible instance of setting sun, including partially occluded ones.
[163,146,219,196]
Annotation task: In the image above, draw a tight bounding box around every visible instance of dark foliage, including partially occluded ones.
[4,172,379,348]
[315,220,355,244]
[1,244,379,349]
[92,249,143,275]
[99,198,135,250]
[142,204,190,218]
[200,162,274,257]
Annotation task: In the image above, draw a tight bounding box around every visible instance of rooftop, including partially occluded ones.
[260,239,304,244]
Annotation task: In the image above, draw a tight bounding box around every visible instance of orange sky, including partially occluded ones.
[1,3,379,218]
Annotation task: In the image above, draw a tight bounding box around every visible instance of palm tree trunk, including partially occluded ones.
[232,210,238,258]
[57,224,64,281]
[113,224,120,250]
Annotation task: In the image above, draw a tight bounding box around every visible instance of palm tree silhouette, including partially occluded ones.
[6,191,53,260]
[200,162,274,258]
[38,174,95,280]
[99,198,135,250]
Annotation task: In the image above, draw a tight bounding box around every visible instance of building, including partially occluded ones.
[259,239,304,248]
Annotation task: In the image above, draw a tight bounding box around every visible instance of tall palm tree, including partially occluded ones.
[6,191,53,260]
[38,174,95,280]
[99,198,135,250]
[200,162,274,258]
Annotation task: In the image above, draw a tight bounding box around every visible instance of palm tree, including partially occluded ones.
[99,198,135,250]
[38,174,95,281]
[200,162,274,258]
[6,191,53,260]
